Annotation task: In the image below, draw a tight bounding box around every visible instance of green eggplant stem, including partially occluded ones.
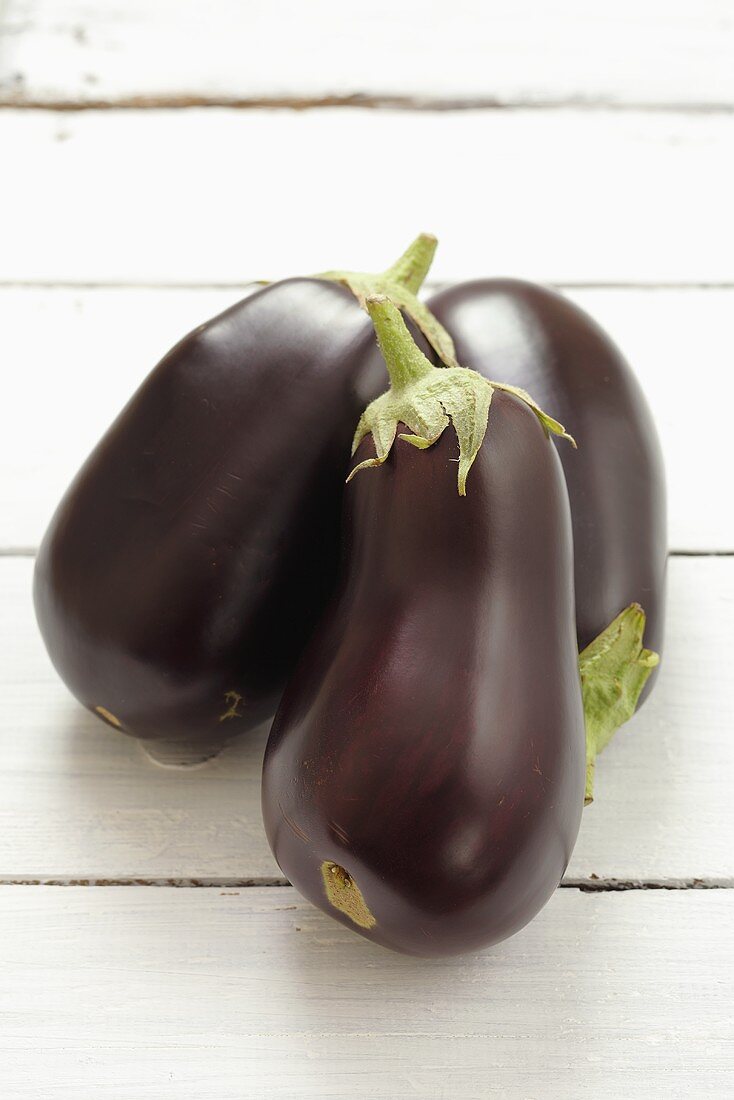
[383,232,438,294]
[317,235,459,368]
[350,296,574,496]
[368,293,435,391]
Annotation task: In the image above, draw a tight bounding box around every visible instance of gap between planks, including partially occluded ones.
[3,280,734,291]
[3,96,734,114]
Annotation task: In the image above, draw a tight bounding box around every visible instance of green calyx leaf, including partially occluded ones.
[350,296,574,496]
[317,233,459,369]
[580,604,660,805]
[349,362,492,496]
[490,382,576,448]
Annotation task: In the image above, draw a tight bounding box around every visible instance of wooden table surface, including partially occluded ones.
[1,3,732,1097]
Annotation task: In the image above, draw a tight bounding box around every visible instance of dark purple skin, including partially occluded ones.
[262,393,586,957]
[33,279,386,759]
[428,281,666,697]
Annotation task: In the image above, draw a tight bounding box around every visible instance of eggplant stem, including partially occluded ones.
[350,296,573,496]
[317,234,459,368]
[383,232,438,294]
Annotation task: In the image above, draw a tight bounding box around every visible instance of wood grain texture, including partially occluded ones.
[1,285,729,552]
[2,555,732,884]
[0,886,731,1098]
[2,0,733,109]
[1,108,732,286]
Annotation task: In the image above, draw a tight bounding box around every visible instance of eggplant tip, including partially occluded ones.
[321,861,376,929]
[94,705,122,730]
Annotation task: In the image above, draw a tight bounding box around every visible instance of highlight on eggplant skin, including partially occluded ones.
[427,279,667,704]
[262,393,586,957]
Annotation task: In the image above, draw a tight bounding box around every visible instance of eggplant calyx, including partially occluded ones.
[317,232,459,369]
[580,603,659,805]
[349,295,574,496]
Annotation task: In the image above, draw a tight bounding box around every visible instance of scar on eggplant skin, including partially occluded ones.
[94,706,122,729]
[281,804,310,844]
[219,690,244,722]
[321,861,376,929]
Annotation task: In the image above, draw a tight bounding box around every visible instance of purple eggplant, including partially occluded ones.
[33,237,446,762]
[262,296,587,956]
[426,280,667,700]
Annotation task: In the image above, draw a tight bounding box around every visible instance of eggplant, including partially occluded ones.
[426,280,667,699]
[33,237,447,763]
[262,296,588,956]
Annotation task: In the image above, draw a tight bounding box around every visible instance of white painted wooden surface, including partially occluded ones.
[2,286,730,552]
[1,887,732,1098]
[1,1,732,1095]
[2,0,733,108]
[2,554,732,885]
[1,109,733,286]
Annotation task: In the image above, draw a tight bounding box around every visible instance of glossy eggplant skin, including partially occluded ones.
[427,281,666,696]
[34,279,385,758]
[262,392,586,957]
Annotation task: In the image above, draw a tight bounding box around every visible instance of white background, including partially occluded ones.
[0,3,732,1097]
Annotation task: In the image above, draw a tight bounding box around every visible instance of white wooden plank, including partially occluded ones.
[0,887,731,1098]
[1,555,732,883]
[2,0,733,109]
[1,108,732,286]
[1,285,729,552]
